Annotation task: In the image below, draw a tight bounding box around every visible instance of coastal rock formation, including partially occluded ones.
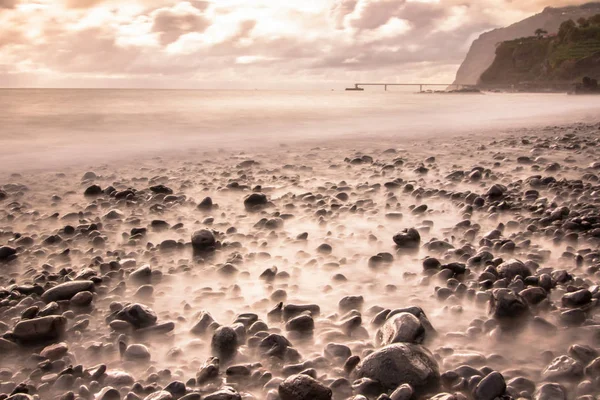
[454,3,600,85]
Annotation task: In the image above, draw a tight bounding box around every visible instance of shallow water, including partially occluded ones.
[1,89,600,171]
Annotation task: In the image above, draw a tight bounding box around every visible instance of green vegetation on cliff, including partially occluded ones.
[480,14,600,85]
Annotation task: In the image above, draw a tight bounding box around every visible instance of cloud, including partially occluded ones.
[0,0,597,87]
[151,2,211,45]
[0,0,18,8]
[64,0,105,8]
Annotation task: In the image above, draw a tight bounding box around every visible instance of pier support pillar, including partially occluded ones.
[420,85,423,92]
[384,85,387,91]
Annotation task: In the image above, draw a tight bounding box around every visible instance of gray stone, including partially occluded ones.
[562,290,592,308]
[390,384,413,400]
[204,387,241,400]
[41,280,95,302]
[474,372,506,400]
[115,303,158,329]
[393,228,421,249]
[497,259,532,280]
[124,344,151,361]
[143,391,173,400]
[489,289,529,324]
[0,246,16,261]
[13,316,67,343]
[376,312,426,346]
[244,193,268,211]
[191,230,216,252]
[542,356,583,381]
[534,383,566,400]
[211,326,238,361]
[279,374,333,400]
[355,343,440,396]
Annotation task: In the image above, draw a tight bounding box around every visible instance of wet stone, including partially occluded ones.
[355,343,440,396]
[279,374,333,400]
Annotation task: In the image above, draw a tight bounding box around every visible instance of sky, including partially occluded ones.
[0,0,594,89]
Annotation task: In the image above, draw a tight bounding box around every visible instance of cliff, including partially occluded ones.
[453,2,600,85]
[480,14,600,85]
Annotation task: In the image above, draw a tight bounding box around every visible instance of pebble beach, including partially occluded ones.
[1,121,600,400]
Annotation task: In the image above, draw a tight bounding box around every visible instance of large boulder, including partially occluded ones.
[279,374,332,400]
[191,230,216,252]
[41,280,95,302]
[376,312,426,346]
[393,228,421,249]
[13,316,67,343]
[355,343,440,396]
[497,259,532,281]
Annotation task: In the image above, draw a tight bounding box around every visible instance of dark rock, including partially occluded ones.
[244,193,269,211]
[569,344,598,365]
[562,289,592,308]
[376,312,426,346]
[279,374,332,400]
[115,303,158,329]
[0,246,17,261]
[283,304,320,320]
[497,259,532,280]
[534,383,566,400]
[520,287,547,305]
[191,311,215,335]
[393,228,421,249]
[489,289,529,324]
[204,387,241,400]
[486,184,506,198]
[13,316,67,343]
[211,326,238,361]
[390,384,413,400]
[84,185,103,196]
[149,185,173,194]
[474,372,506,400]
[42,281,95,302]
[258,333,291,359]
[143,391,173,400]
[355,343,440,396]
[339,296,364,312]
[286,314,314,333]
[197,197,214,210]
[542,356,583,381]
[191,230,216,252]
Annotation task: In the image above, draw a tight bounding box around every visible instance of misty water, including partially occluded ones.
[1,89,599,172]
[2,89,600,400]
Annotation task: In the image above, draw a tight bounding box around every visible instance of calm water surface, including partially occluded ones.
[1,89,599,170]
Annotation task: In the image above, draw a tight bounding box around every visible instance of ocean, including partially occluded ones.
[1,89,599,171]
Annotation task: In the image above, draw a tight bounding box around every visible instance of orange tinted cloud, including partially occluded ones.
[0,0,596,87]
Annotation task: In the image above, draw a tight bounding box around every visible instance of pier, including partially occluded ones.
[349,83,466,92]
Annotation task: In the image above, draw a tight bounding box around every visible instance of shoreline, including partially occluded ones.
[1,118,600,399]
[1,110,600,176]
